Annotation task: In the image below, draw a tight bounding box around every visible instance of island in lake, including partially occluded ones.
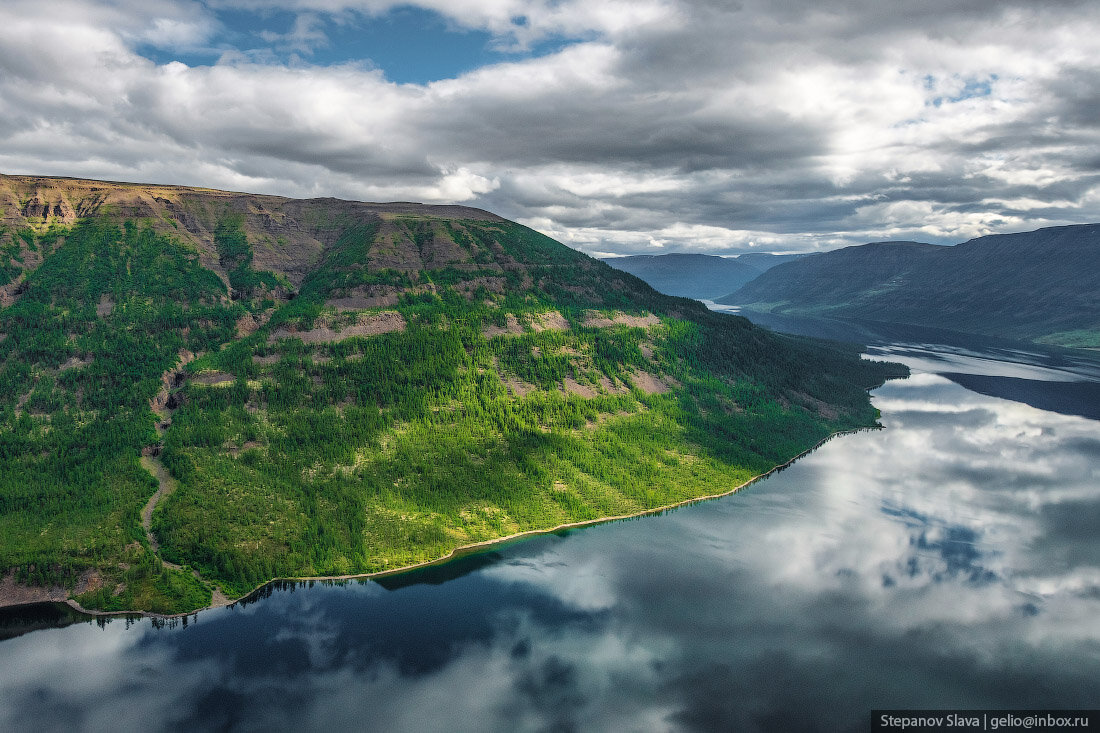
[0,174,904,616]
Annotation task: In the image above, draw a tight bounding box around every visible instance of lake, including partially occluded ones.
[1,341,1098,732]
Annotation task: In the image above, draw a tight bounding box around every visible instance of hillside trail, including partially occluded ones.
[140,353,233,609]
[140,449,232,608]
[138,455,179,559]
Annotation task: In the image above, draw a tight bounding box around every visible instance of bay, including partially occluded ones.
[2,341,1098,732]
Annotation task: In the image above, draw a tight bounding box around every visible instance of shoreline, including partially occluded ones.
[3,426,866,621]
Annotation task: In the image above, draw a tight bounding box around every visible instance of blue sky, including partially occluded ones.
[136,5,584,84]
[1,0,1098,257]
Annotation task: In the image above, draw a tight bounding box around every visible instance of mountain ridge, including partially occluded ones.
[602,251,803,299]
[719,224,1100,347]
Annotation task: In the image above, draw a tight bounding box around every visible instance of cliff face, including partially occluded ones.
[0,174,504,288]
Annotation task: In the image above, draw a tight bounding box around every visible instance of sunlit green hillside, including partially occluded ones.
[0,175,904,613]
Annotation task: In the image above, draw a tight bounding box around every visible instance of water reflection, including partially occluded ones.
[1,346,1099,732]
[865,342,1100,382]
[939,373,1100,420]
[0,603,97,642]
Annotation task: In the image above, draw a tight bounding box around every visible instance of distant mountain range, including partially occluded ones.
[718,225,1100,348]
[601,252,802,299]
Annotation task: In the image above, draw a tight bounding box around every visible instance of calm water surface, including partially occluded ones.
[2,342,1098,732]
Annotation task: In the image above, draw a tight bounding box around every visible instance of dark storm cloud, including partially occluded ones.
[429,99,822,173]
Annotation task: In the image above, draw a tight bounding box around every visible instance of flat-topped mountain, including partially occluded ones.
[602,252,802,299]
[719,225,1100,348]
[0,174,901,615]
[0,173,505,295]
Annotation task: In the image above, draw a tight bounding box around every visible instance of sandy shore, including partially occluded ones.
[2,428,862,620]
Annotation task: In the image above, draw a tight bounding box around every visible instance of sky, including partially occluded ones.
[1,1,1099,257]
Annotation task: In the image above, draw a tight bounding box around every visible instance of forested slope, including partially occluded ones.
[0,175,903,613]
[719,225,1100,347]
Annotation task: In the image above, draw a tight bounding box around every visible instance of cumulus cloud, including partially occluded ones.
[1,0,1099,254]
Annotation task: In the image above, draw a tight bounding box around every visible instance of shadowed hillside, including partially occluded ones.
[719,225,1100,348]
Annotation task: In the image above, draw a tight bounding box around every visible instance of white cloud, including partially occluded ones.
[1,0,1100,254]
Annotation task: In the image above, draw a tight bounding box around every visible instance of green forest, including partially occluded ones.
[0,207,905,614]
